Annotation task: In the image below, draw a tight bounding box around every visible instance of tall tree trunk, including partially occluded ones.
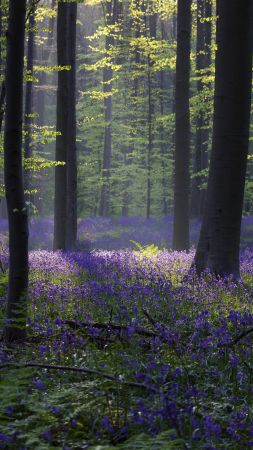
[200,0,212,214]
[191,0,205,219]
[159,22,168,216]
[191,0,212,218]
[65,3,77,249]
[193,0,253,279]
[172,0,192,250]
[34,0,56,215]
[99,0,114,217]
[54,1,77,251]
[4,0,28,342]
[35,0,56,130]
[146,13,157,219]
[24,6,35,210]
[121,0,142,217]
[0,0,6,133]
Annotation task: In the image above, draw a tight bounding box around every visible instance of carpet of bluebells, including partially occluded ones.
[1,217,253,448]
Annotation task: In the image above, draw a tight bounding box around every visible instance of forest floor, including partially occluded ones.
[1,217,253,449]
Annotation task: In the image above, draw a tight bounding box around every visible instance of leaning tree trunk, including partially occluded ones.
[193,0,253,279]
[172,0,192,251]
[54,1,77,251]
[4,0,28,342]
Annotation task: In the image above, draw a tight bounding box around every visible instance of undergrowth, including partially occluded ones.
[1,246,253,448]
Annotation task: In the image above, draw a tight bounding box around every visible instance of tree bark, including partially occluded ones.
[24,5,35,210]
[54,1,77,251]
[4,0,28,342]
[99,0,121,217]
[0,0,6,133]
[193,0,253,279]
[172,0,192,250]
[65,2,77,250]
[191,0,212,218]
[159,22,168,216]
[146,13,157,219]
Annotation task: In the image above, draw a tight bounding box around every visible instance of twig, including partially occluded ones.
[65,320,158,338]
[26,0,41,22]
[0,81,6,133]
[233,327,253,345]
[142,308,157,327]
[0,361,157,392]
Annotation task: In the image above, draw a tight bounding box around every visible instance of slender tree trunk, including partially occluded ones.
[0,1,6,133]
[0,81,5,134]
[24,6,35,209]
[99,0,115,217]
[54,3,68,250]
[191,0,205,218]
[54,1,77,251]
[172,0,192,250]
[191,0,212,218]
[65,3,77,250]
[193,0,253,279]
[160,23,168,216]
[99,54,112,216]
[146,13,157,219]
[35,0,56,130]
[4,0,28,342]
[199,0,212,214]
[121,1,142,216]
[146,64,153,219]
[34,0,56,215]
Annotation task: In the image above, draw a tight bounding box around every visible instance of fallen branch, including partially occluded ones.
[142,308,157,327]
[0,361,158,392]
[26,0,41,22]
[233,327,253,345]
[65,319,158,339]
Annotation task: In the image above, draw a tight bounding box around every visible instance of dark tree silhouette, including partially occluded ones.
[54,1,77,250]
[194,0,253,279]
[24,4,35,209]
[0,0,6,133]
[191,0,212,218]
[172,0,192,251]
[4,0,28,342]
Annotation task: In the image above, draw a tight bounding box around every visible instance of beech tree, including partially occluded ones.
[193,0,253,279]
[99,0,121,217]
[191,0,212,218]
[146,13,157,219]
[24,3,35,209]
[172,0,192,251]
[54,0,77,250]
[4,0,28,342]
[0,0,6,133]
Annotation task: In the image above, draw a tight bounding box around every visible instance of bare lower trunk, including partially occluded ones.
[173,0,192,250]
[4,0,28,342]
[24,7,35,210]
[194,0,253,279]
[0,2,6,133]
[54,2,77,251]
[191,0,212,218]
[65,3,77,250]
[146,13,156,219]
